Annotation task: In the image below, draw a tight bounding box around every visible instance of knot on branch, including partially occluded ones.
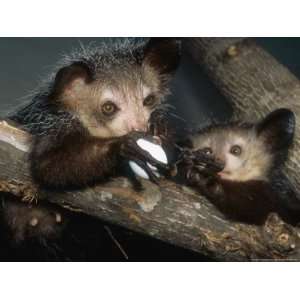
[199,229,247,261]
[262,213,300,258]
[223,39,254,63]
[226,45,239,58]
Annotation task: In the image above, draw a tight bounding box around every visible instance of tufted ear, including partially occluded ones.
[256,108,296,152]
[49,62,93,100]
[143,38,181,75]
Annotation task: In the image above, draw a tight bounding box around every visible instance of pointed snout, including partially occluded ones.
[128,122,148,133]
[126,112,149,133]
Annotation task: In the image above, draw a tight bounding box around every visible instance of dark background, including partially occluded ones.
[0,38,299,261]
[2,38,300,122]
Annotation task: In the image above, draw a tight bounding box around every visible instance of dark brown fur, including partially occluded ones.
[1,194,65,243]
[4,38,181,245]
[30,121,121,189]
[28,38,180,189]
[193,176,293,225]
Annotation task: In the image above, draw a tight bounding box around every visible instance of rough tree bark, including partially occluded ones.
[1,38,300,261]
[0,120,300,261]
[184,37,300,193]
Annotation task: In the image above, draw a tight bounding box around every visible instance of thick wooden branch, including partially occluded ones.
[0,120,300,261]
[184,37,300,193]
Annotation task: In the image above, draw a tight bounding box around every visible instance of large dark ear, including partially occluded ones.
[256,108,296,151]
[49,62,93,100]
[143,38,181,75]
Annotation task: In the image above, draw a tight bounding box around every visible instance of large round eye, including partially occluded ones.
[202,147,213,156]
[101,101,118,117]
[230,145,242,156]
[143,94,157,108]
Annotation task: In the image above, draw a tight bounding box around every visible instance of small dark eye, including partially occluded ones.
[101,101,118,117]
[202,147,213,156]
[143,94,157,107]
[230,145,242,156]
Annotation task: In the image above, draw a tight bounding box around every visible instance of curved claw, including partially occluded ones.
[148,109,169,139]
[188,149,224,174]
[129,157,160,184]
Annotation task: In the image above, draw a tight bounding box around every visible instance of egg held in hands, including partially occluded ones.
[129,138,168,179]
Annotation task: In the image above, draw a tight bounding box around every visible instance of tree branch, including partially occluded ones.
[0,120,300,261]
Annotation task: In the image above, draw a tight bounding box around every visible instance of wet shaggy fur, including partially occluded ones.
[2,38,181,248]
[10,38,181,188]
[9,38,179,137]
[183,109,300,225]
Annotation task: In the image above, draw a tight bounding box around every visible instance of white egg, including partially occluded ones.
[129,138,168,180]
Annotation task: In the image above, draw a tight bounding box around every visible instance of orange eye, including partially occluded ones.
[230,145,242,156]
[101,101,118,117]
[143,94,157,107]
[202,147,213,156]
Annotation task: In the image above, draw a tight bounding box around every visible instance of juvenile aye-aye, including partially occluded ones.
[179,108,299,225]
[3,38,181,245]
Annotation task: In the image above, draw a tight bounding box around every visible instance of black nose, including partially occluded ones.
[214,159,225,171]
[208,159,225,173]
[193,150,225,174]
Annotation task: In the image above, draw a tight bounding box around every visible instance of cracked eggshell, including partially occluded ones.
[129,138,168,180]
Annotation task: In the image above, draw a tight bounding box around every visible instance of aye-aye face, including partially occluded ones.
[192,109,295,182]
[55,66,163,138]
[48,38,181,138]
[192,125,273,182]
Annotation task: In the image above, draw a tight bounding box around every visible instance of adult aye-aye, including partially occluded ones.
[3,38,181,245]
